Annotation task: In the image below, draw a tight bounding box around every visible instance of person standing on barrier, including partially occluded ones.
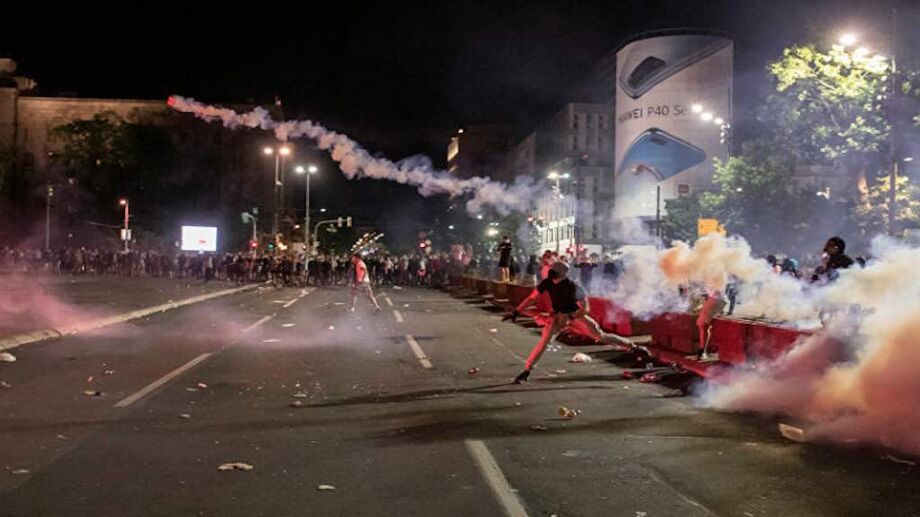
[497,236,513,283]
[507,262,632,384]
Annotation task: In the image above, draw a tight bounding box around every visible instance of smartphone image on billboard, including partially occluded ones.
[617,128,706,181]
[618,35,731,99]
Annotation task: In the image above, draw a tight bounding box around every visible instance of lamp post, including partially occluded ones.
[295,164,318,275]
[264,145,292,248]
[45,183,53,252]
[118,198,129,252]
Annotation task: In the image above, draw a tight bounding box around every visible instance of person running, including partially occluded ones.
[507,262,632,384]
[349,253,382,312]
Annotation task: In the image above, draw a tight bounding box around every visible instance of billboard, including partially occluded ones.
[614,32,733,220]
[181,226,218,252]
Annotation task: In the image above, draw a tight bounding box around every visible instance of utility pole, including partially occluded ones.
[887,6,900,236]
[45,182,53,252]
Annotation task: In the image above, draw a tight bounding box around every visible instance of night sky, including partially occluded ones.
[2,0,915,246]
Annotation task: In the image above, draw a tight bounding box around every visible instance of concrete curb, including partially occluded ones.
[0,284,260,353]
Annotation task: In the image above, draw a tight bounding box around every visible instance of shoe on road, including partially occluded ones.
[513,370,530,384]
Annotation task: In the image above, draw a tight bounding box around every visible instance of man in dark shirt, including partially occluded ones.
[497,236,513,283]
[507,262,632,384]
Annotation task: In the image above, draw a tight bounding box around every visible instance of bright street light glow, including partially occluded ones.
[295,165,306,174]
[905,157,915,162]
[547,171,559,180]
[118,199,127,206]
[561,173,571,179]
[691,103,703,114]
[320,208,327,212]
[486,228,499,237]
[476,214,483,220]
[448,225,455,230]
[714,117,725,125]
[839,33,858,47]
[279,146,291,156]
[263,147,274,155]
[701,112,714,122]
[308,165,318,174]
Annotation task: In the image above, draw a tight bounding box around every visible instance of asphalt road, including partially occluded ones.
[1,284,918,517]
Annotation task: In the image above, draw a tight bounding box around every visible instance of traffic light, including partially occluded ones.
[249,240,258,249]
[267,243,275,250]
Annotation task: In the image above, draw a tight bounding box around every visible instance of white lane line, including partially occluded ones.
[404,334,433,369]
[114,353,211,408]
[384,296,394,307]
[283,287,314,308]
[465,440,529,517]
[245,315,275,332]
[393,310,405,323]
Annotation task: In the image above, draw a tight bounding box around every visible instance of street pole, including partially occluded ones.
[45,182,53,253]
[655,184,661,241]
[304,171,310,275]
[888,6,899,236]
[123,201,130,252]
[273,153,280,247]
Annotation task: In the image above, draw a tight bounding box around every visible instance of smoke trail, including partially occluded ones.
[167,96,543,215]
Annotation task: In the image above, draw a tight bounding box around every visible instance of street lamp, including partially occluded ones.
[295,164,318,274]
[839,33,858,47]
[118,198,130,252]
[264,144,293,247]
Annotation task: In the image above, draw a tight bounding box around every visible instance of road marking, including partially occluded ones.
[404,334,433,369]
[245,315,275,332]
[114,353,211,408]
[283,287,313,308]
[384,296,394,307]
[393,310,405,323]
[465,440,529,517]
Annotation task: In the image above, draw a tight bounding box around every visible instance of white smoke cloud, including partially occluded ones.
[167,96,545,215]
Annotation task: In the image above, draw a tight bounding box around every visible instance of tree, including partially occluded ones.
[764,44,891,198]
[853,174,920,235]
[661,194,704,244]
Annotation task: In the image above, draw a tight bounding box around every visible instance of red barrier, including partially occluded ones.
[649,312,699,355]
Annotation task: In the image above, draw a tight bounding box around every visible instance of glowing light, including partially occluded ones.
[547,171,559,180]
[486,228,499,237]
[119,199,128,206]
[263,147,274,155]
[308,165,318,174]
[279,146,291,156]
[701,112,714,122]
[561,173,571,179]
[854,47,870,58]
[476,214,483,220]
[295,165,306,174]
[448,225,455,230]
[714,117,725,125]
[691,104,703,114]
[839,33,858,47]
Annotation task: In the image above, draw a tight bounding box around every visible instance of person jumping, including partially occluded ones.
[507,262,632,384]
[349,253,381,312]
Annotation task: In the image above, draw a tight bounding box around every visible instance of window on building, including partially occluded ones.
[599,115,606,128]
[572,114,579,129]
[572,135,578,151]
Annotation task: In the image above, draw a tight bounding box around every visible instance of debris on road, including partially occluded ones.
[883,454,917,467]
[555,369,567,374]
[558,406,580,419]
[488,328,498,333]
[82,390,103,397]
[179,413,191,419]
[778,423,807,443]
[639,373,659,383]
[10,469,29,475]
[569,352,592,363]
[103,369,115,375]
[217,462,254,472]
[621,371,634,379]
[392,286,403,290]
[86,376,94,383]
[0,352,17,363]
[262,339,281,343]
[328,326,335,331]
[467,367,480,375]
[317,484,336,491]
[530,425,548,432]
[292,392,308,398]
[289,400,304,408]
[196,382,208,389]
[282,323,296,328]
[403,304,410,308]
[56,434,68,440]
[0,381,11,388]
